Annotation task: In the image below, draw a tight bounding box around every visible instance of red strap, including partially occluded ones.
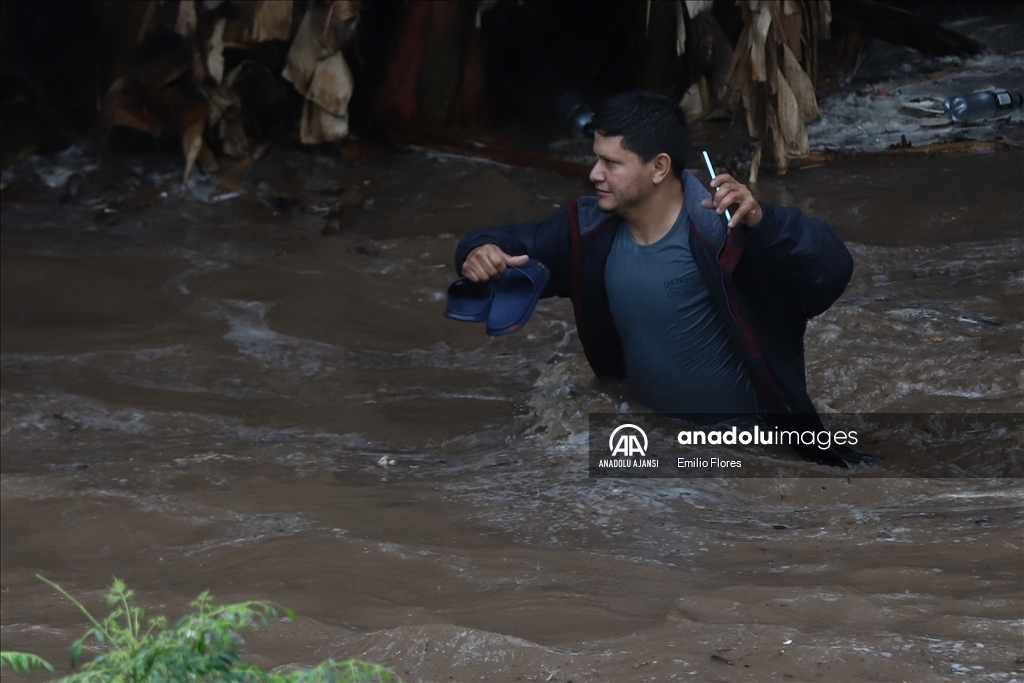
[568,201,587,344]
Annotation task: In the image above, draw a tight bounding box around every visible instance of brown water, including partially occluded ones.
[1,146,1022,682]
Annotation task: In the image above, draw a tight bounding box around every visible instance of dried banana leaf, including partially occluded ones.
[781,43,818,121]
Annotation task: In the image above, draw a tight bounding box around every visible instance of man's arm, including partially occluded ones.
[454,203,573,298]
[702,174,852,319]
[741,204,854,319]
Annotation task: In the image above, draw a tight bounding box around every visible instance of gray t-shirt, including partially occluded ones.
[605,205,758,417]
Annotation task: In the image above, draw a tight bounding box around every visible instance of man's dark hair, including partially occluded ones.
[592,91,691,180]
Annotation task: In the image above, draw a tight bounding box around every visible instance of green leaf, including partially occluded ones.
[1,651,55,674]
[70,637,83,666]
[36,574,107,637]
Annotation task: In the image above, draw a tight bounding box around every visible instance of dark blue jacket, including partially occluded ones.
[456,171,869,466]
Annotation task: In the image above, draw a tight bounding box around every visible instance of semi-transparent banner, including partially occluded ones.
[587,413,1022,478]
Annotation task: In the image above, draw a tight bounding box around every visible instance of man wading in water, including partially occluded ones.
[454,91,872,467]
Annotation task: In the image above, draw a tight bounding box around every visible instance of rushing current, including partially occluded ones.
[1,145,1021,682]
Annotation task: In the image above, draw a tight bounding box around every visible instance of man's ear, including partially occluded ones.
[651,152,673,184]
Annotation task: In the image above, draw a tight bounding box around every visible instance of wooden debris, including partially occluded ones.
[91,0,359,179]
[196,141,219,175]
[282,1,360,143]
[77,0,991,183]
[681,78,709,122]
[749,143,762,184]
[223,0,293,44]
[89,48,193,152]
[675,1,686,57]
[206,18,227,84]
[793,139,1024,166]
[781,44,817,121]
[175,0,197,35]
[283,2,355,96]
[725,1,827,175]
[180,96,208,184]
[832,0,983,57]
[677,1,732,124]
[299,52,354,144]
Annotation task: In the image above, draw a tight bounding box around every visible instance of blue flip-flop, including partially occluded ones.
[486,260,550,336]
[444,278,494,322]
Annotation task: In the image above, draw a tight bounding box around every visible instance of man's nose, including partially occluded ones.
[589,162,603,185]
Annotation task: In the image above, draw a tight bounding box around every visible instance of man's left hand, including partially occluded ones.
[700,174,763,229]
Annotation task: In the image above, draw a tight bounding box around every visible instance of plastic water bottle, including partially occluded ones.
[554,91,595,137]
[943,89,1022,123]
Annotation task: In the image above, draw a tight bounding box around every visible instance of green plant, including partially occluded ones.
[1,651,54,674]
[0,576,397,683]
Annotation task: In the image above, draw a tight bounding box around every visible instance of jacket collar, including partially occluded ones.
[682,170,729,249]
[575,196,613,235]
[577,171,729,247]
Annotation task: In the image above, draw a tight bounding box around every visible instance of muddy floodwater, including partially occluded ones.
[1,147,1022,682]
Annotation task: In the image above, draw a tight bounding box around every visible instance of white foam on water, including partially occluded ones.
[203,299,331,376]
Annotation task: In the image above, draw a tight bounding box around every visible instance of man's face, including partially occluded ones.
[589,133,652,215]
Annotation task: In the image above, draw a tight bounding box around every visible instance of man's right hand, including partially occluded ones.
[461,245,529,282]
